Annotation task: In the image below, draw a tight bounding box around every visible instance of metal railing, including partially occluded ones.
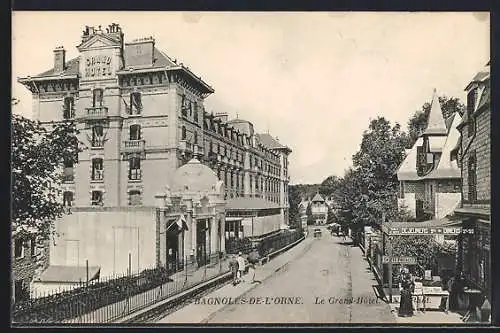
[12,256,228,324]
[12,230,303,324]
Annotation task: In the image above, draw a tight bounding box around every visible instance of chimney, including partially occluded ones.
[53,46,66,73]
[124,36,155,67]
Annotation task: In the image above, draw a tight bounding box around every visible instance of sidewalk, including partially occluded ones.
[157,235,314,323]
[63,257,231,323]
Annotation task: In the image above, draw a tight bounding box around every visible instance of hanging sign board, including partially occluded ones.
[382,256,417,265]
[386,226,473,236]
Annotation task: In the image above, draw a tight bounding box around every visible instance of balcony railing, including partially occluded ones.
[85,106,109,119]
[122,140,145,153]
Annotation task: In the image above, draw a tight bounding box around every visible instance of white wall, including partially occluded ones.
[398,193,416,219]
[435,192,461,219]
[50,208,157,278]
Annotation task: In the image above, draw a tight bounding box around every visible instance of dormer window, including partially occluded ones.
[130,92,142,115]
[63,96,75,119]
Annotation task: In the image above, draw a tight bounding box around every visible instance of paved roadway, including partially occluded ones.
[205,227,395,324]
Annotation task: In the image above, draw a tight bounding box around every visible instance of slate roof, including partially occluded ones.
[311,193,325,202]
[423,90,448,136]
[396,137,422,181]
[35,57,81,77]
[38,265,100,283]
[256,133,290,151]
[226,197,280,210]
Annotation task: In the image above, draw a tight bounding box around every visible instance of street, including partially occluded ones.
[183,227,395,324]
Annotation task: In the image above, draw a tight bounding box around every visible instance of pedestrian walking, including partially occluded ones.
[247,249,261,284]
[236,252,246,282]
[229,255,239,286]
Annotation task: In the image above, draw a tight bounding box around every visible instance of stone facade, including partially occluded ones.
[18,23,291,226]
[454,64,490,302]
[12,237,50,301]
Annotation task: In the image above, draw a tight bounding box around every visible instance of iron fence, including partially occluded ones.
[12,230,303,324]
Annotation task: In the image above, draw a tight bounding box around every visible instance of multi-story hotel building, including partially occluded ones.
[17,23,291,221]
[16,24,292,286]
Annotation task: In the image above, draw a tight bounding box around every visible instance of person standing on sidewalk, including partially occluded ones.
[247,249,261,284]
[229,255,239,286]
[237,252,246,282]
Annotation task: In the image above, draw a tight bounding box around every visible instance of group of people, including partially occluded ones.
[330,224,347,240]
[229,250,261,286]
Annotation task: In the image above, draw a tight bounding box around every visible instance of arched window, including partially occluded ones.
[181,126,187,140]
[130,124,141,140]
[93,88,104,107]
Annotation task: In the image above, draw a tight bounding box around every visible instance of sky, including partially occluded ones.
[11,12,490,184]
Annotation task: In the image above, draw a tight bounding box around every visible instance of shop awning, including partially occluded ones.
[38,265,101,283]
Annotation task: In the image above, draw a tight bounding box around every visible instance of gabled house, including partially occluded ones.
[397,90,462,222]
[310,193,328,225]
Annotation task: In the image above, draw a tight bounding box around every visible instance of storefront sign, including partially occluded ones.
[85,55,113,77]
[382,256,417,264]
[387,226,473,236]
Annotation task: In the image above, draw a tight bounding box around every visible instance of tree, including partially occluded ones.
[306,202,314,225]
[391,235,456,275]
[12,114,84,241]
[337,118,408,244]
[407,95,465,147]
[288,185,302,228]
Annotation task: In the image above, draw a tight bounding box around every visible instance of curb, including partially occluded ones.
[200,237,314,324]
